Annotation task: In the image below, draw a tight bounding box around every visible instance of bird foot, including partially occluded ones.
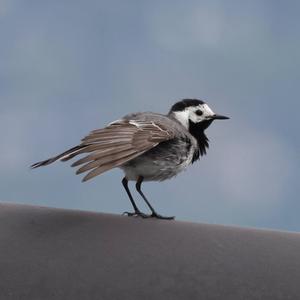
[123,211,175,220]
[122,211,150,218]
[150,212,175,220]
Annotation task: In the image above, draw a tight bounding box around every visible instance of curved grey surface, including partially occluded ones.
[0,203,300,300]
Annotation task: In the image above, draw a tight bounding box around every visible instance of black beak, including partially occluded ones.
[211,114,230,120]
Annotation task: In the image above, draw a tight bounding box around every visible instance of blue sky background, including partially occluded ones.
[1,0,299,231]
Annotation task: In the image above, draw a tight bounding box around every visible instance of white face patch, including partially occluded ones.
[188,104,215,123]
[173,104,215,128]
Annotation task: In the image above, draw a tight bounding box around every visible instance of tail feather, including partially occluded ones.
[30,145,87,169]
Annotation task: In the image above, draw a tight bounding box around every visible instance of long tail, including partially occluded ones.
[30,145,88,169]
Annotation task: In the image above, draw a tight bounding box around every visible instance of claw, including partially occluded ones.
[151,213,175,220]
[123,211,175,220]
[123,211,150,218]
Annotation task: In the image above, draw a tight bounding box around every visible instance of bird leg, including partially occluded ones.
[121,177,150,218]
[136,176,175,220]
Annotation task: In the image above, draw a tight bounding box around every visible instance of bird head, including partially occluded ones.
[169,99,229,130]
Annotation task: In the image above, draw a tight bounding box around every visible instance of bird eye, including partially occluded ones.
[195,110,203,116]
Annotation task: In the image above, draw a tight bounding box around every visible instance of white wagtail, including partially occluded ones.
[31,99,229,219]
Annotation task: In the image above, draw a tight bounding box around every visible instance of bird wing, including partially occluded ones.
[72,119,174,181]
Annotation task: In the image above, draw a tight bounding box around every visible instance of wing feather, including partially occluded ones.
[77,148,138,174]
[82,151,145,182]
[75,119,174,181]
[70,145,127,167]
[73,145,135,169]
[33,118,175,181]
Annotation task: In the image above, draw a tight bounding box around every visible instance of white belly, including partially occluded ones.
[120,147,194,182]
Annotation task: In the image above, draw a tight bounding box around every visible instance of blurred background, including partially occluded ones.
[1,0,299,231]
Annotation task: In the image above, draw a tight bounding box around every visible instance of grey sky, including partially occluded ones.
[1,0,299,231]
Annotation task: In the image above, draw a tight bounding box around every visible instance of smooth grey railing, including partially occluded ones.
[0,203,299,300]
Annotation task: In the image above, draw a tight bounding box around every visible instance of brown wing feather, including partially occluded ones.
[31,118,175,180]
[71,144,133,167]
[82,151,145,182]
[76,148,137,174]
[73,119,174,181]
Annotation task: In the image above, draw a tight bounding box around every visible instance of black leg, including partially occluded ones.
[121,177,149,218]
[136,176,175,220]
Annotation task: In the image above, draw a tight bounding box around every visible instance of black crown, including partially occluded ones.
[170,99,205,112]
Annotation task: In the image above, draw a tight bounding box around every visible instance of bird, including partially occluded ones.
[31,99,229,220]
